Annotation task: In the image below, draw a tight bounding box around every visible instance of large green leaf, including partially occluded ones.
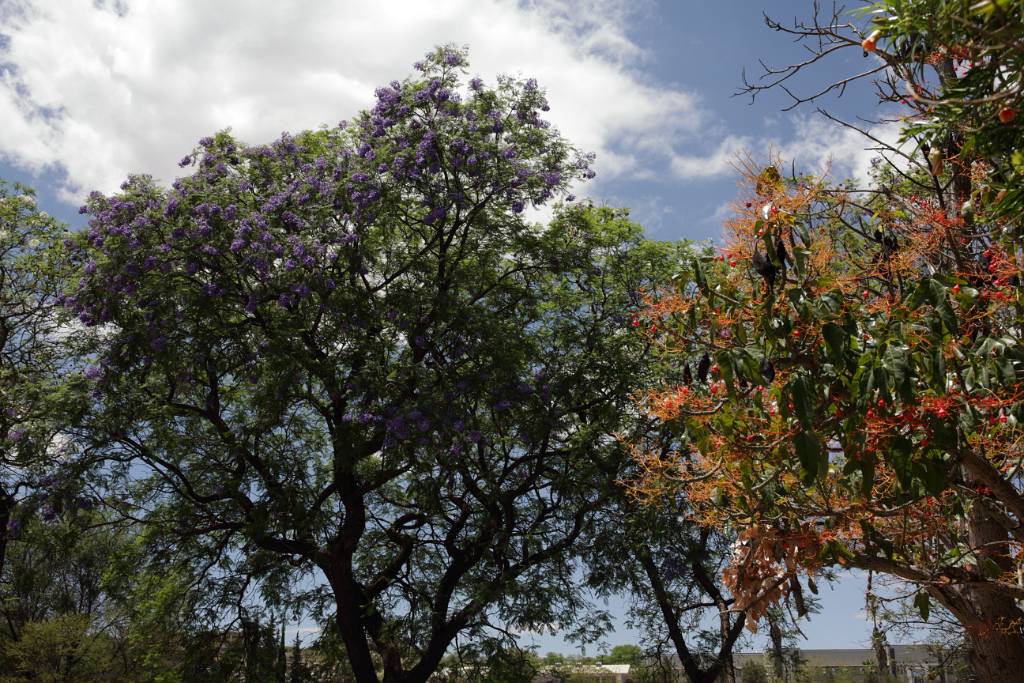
[795,429,826,485]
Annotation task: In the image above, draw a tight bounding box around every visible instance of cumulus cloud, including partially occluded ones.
[0,0,702,203]
[670,135,752,179]
[668,113,906,186]
[770,114,906,185]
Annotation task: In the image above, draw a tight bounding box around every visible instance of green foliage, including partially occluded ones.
[739,661,769,683]
[858,1,1024,221]
[0,614,121,683]
[65,48,686,681]
[289,631,310,683]
[604,644,643,665]
[0,180,89,585]
[646,2,1024,677]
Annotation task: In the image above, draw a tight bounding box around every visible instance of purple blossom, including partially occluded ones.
[387,416,409,439]
[423,206,447,225]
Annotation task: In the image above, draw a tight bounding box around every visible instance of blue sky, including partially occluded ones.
[0,0,907,654]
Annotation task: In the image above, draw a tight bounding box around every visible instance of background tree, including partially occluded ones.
[586,399,822,682]
[0,504,286,682]
[67,47,680,683]
[603,644,643,666]
[0,182,86,618]
[289,630,310,683]
[738,661,768,683]
[585,482,753,683]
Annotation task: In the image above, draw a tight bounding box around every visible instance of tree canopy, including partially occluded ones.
[63,46,685,683]
[636,2,1024,679]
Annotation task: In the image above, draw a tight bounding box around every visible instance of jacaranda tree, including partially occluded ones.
[66,47,682,683]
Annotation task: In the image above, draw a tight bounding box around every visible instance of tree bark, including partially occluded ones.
[930,496,1024,683]
[958,587,1024,683]
[326,569,381,683]
[768,615,787,683]
[638,552,746,683]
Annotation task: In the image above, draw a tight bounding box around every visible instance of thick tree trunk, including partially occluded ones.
[326,570,382,683]
[933,494,1024,682]
[957,586,1024,683]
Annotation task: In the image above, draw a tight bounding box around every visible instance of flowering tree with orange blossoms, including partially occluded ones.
[632,157,1024,680]
[633,2,1024,679]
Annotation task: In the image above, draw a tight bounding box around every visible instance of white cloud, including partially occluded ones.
[670,135,751,179]
[667,114,905,186]
[769,114,905,186]
[0,0,701,203]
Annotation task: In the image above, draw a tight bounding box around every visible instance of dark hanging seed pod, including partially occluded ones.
[751,250,777,289]
[775,238,788,265]
[697,353,711,383]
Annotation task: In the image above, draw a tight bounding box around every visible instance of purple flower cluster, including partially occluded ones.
[68,47,595,407]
